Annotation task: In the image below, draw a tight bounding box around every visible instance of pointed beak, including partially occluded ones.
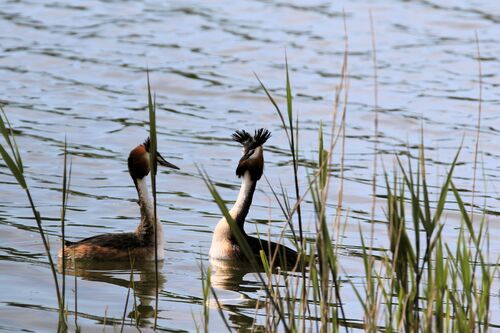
[156,151,180,170]
[239,149,253,163]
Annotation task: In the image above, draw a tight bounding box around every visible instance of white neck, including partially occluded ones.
[229,172,255,224]
[209,171,257,259]
[136,177,164,260]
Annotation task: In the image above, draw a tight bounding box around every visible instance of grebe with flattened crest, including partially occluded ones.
[58,138,179,261]
[209,129,298,269]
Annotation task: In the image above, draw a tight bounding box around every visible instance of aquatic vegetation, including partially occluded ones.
[1,44,497,333]
[199,54,499,332]
[0,106,68,331]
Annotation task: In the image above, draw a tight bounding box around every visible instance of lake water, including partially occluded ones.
[0,0,499,331]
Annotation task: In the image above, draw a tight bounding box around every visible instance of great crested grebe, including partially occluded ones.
[209,128,298,269]
[58,138,179,261]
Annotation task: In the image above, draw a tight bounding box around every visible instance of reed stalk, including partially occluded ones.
[60,137,72,321]
[0,106,66,328]
[198,167,292,332]
[1,28,496,332]
[73,259,79,332]
[146,71,161,329]
[199,46,498,332]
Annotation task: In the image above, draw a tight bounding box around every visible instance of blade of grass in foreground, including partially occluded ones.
[0,106,66,328]
[255,60,303,246]
[256,61,309,330]
[284,54,304,245]
[146,71,160,330]
[60,137,72,325]
[73,259,79,332]
[198,166,292,332]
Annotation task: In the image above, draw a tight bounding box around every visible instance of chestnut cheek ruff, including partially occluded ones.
[128,145,149,180]
[236,156,264,181]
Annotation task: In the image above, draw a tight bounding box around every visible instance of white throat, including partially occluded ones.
[136,177,165,260]
[229,172,253,220]
[209,171,256,259]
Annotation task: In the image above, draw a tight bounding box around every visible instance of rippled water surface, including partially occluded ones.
[1,0,499,331]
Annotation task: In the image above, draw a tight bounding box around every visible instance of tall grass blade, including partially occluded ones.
[198,166,291,332]
[0,109,64,318]
[254,74,290,145]
[264,175,297,240]
[284,54,303,245]
[146,71,160,329]
[73,260,79,332]
[60,137,72,323]
[0,106,23,172]
[471,32,483,224]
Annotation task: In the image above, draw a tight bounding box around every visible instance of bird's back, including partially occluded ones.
[59,232,154,261]
[247,236,299,270]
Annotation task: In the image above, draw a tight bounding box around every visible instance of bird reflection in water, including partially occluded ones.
[208,257,267,331]
[58,259,165,328]
[209,254,302,331]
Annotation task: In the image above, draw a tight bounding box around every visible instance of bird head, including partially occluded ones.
[128,138,179,182]
[232,128,271,181]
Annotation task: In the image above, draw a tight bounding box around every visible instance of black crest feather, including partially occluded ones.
[232,128,271,149]
[233,128,271,181]
[252,128,271,148]
[143,137,151,151]
[232,130,252,146]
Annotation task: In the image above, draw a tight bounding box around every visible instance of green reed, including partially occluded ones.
[0,46,495,333]
[195,252,232,332]
[200,261,211,332]
[146,70,161,330]
[59,138,72,332]
[199,52,350,331]
[260,49,350,332]
[72,259,80,332]
[120,258,133,332]
[0,106,67,330]
[199,52,498,332]
[255,55,303,246]
[199,166,293,332]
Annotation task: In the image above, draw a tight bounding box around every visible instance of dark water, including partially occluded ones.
[0,0,499,331]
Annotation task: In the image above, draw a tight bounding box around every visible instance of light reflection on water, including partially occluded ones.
[0,0,499,331]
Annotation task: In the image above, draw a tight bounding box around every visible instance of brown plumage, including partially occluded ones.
[59,138,179,261]
[61,233,154,260]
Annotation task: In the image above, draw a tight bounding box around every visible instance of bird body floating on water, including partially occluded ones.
[58,138,179,261]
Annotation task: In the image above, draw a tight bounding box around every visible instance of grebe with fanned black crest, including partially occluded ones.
[209,128,298,269]
[58,138,179,261]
